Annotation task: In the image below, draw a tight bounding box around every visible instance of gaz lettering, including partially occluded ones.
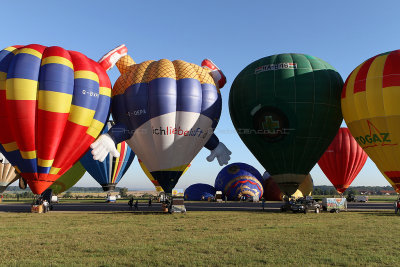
[355,133,391,145]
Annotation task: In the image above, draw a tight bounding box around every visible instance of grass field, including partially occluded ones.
[0,210,399,266]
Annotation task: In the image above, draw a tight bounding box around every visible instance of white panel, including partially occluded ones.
[127,111,213,172]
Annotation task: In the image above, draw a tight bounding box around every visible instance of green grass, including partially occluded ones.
[0,210,399,266]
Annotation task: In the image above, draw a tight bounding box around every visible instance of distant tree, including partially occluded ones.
[120,187,128,198]
[64,192,73,198]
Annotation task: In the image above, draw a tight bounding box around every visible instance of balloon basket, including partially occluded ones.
[31,204,44,213]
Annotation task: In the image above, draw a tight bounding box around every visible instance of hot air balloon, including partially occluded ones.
[48,162,86,195]
[0,44,111,194]
[80,121,135,191]
[229,54,343,196]
[341,50,400,192]
[215,163,264,201]
[184,183,216,201]
[90,45,231,193]
[318,128,368,194]
[263,173,313,201]
[0,152,21,193]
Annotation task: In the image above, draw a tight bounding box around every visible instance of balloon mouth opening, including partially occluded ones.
[101,184,116,192]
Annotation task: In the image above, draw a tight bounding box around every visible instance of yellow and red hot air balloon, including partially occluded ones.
[0,44,111,194]
[342,50,400,192]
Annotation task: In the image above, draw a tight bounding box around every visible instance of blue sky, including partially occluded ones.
[2,1,400,189]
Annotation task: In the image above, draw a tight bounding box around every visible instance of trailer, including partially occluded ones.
[322,198,347,213]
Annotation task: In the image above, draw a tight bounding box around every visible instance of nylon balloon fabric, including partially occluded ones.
[341,50,400,192]
[318,128,367,194]
[184,183,216,201]
[49,161,86,195]
[108,55,222,193]
[80,122,135,192]
[229,54,343,196]
[0,44,111,194]
[215,163,264,200]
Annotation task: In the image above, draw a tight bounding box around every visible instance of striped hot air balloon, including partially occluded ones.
[0,152,21,193]
[80,122,135,192]
[341,50,400,192]
[0,44,111,194]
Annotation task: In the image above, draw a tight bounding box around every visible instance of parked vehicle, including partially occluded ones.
[322,198,347,213]
[356,195,369,202]
[290,197,321,214]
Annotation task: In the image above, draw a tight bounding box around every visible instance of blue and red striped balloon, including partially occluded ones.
[0,44,111,194]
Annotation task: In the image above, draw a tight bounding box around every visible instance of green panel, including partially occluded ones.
[49,162,86,195]
[229,53,343,177]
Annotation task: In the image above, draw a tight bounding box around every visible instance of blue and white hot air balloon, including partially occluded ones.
[90,45,231,193]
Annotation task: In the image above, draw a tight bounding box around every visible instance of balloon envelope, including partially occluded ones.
[0,44,111,194]
[341,50,400,192]
[0,153,20,193]
[49,161,86,195]
[184,183,216,201]
[80,122,135,191]
[229,53,343,195]
[263,174,313,201]
[111,56,222,193]
[318,128,367,194]
[215,163,263,200]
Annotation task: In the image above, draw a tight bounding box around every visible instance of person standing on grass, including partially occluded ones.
[134,200,138,210]
[128,197,133,210]
[262,198,265,210]
[148,198,152,207]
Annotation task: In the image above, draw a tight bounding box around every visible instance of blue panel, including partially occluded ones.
[72,79,99,110]
[7,53,41,80]
[148,78,177,120]
[124,82,149,131]
[176,79,202,113]
[93,94,110,122]
[201,83,222,128]
[0,50,15,73]
[184,183,216,201]
[39,64,74,94]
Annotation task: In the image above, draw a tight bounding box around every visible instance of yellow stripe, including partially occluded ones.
[68,105,95,126]
[0,71,6,90]
[41,56,74,70]
[99,86,111,97]
[162,163,190,172]
[38,90,72,113]
[86,119,105,138]
[14,166,20,173]
[20,150,36,159]
[6,78,38,100]
[16,48,42,59]
[74,70,99,83]
[4,46,19,54]
[2,142,18,152]
[49,167,61,175]
[38,158,54,168]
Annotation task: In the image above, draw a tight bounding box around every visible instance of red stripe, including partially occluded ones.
[68,50,93,71]
[383,50,400,88]
[23,44,46,54]
[341,76,349,99]
[24,173,61,194]
[42,46,72,59]
[0,91,14,144]
[226,179,263,196]
[36,110,70,160]
[91,59,111,88]
[6,100,37,152]
[353,56,377,94]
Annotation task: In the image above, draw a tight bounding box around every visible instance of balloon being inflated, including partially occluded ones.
[318,128,367,194]
[229,54,343,196]
[0,44,111,194]
[91,45,231,193]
